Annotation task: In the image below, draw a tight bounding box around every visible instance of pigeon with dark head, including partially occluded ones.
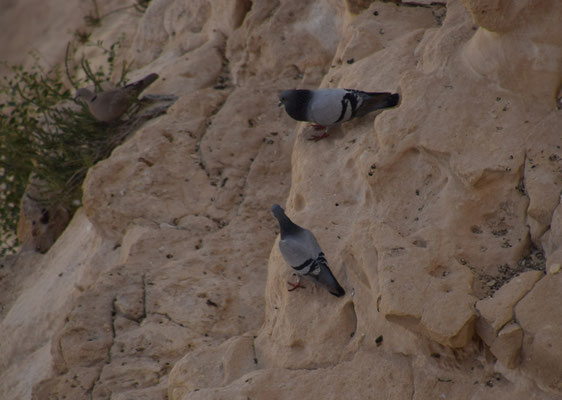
[279,88,399,140]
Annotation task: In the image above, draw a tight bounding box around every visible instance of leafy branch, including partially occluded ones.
[0,38,131,255]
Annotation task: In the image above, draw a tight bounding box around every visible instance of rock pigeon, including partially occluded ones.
[74,73,159,122]
[271,204,345,297]
[279,88,400,140]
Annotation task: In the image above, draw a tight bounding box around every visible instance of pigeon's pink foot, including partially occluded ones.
[287,279,306,292]
[308,132,329,141]
[311,124,326,131]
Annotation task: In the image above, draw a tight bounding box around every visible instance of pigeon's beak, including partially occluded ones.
[278,100,283,107]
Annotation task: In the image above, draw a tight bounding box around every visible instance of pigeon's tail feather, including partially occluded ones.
[381,93,400,107]
[329,282,346,297]
[317,264,345,297]
[355,92,400,118]
[126,73,159,95]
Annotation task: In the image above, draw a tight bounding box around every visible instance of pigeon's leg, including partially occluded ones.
[308,124,329,141]
[308,131,329,141]
[287,275,306,291]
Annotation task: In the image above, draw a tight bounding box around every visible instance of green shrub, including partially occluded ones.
[0,40,129,255]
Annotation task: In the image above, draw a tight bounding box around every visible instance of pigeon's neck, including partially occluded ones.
[285,91,311,121]
[277,214,302,239]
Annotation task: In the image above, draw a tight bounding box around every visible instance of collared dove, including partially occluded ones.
[271,204,345,297]
[74,73,159,122]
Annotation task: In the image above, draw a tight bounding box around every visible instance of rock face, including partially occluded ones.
[17,178,71,254]
[1,0,561,399]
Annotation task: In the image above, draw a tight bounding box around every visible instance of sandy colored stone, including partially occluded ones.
[92,358,162,398]
[476,270,543,338]
[38,256,212,400]
[0,210,113,399]
[461,1,562,100]
[377,226,477,348]
[172,350,414,400]
[82,112,218,240]
[542,202,562,259]
[0,0,114,70]
[118,222,156,265]
[515,273,562,393]
[112,314,202,361]
[168,335,257,399]
[521,118,562,243]
[548,262,561,274]
[490,322,523,369]
[1,0,561,400]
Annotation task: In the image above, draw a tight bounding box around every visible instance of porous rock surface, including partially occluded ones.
[0,0,561,399]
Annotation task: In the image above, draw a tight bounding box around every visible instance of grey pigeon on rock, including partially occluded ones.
[271,204,345,297]
[74,73,159,122]
[279,88,400,140]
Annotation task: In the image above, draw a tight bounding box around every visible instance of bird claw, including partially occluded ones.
[306,124,329,141]
[287,280,306,292]
[308,132,329,141]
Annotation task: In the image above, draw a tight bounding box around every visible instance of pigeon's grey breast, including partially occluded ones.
[278,229,322,269]
[308,89,362,126]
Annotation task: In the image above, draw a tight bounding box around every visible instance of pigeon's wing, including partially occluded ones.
[308,89,360,126]
[300,229,346,296]
[313,261,346,297]
[353,91,399,118]
[278,229,322,271]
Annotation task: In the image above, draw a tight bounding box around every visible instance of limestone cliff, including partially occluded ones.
[1,0,561,399]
